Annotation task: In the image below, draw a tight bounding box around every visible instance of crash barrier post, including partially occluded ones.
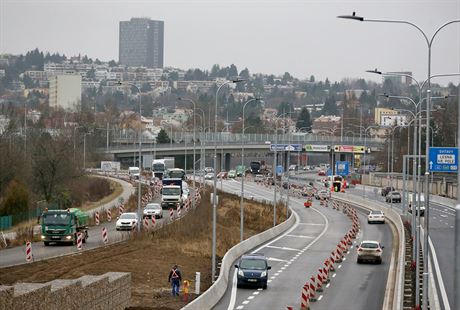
[102,227,108,244]
[107,208,112,222]
[300,284,310,309]
[25,240,32,262]
[95,211,100,225]
[76,232,82,250]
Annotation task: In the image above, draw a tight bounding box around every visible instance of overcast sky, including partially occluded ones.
[1,0,459,85]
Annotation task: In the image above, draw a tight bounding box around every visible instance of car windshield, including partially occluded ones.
[120,213,137,220]
[43,213,71,225]
[361,242,379,249]
[163,188,181,195]
[145,204,160,210]
[240,258,266,270]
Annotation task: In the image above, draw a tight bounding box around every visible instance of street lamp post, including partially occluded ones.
[178,97,199,209]
[118,81,142,233]
[212,78,244,282]
[240,97,262,241]
[339,14,460,308]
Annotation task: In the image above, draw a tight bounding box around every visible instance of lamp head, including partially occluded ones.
[231,77,245,83]
[337,12,364,21]
[366,69,382,75]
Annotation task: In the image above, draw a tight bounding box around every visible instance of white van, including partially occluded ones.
[128,167,140,179]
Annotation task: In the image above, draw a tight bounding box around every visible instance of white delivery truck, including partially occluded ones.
[128,167,140,179]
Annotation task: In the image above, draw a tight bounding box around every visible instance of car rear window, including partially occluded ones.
[361,242,379,249]
[370,211,383,215]
[240,258,266,270]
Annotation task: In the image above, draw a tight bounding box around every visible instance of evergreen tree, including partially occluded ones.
[296,107,312,131]
[322,96,339,115]
[156,129,171,144]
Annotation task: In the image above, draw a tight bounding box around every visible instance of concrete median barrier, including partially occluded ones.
[331,193,405,310]
[183,211,296,310]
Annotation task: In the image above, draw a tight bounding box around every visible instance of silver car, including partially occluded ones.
[357,240,384,264]
[143,203,163,219]
[116,212,139,231]
[367,210,385,224]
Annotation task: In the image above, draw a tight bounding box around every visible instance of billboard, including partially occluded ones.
[304,144,331,152]
[333,145,366,154]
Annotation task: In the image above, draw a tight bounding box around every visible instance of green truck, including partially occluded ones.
[40,208,89,246]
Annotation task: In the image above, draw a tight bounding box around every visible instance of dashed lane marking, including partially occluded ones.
[286,234,315,239]
[253,292,259,295]
[298,222,324,226]
[242,300,249,305]
[338,265,342,269]
[318,295,323,301]
[267,257,289,263]
[248,296,255,300]
[332,274,336,278]
[326,283,330,288]
[266,245,302,252]
[236,306,244,310]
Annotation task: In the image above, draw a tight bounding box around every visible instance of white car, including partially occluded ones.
[143,203,163,219]
[357,240,384,264]
[367,210,385,224]
[116,212,139,231]
[254,174,264,182]
[205,173,214,180]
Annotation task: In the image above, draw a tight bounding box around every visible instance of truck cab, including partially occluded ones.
[161,178,183,209]
[40,208,89,246]
[128,167,140,179]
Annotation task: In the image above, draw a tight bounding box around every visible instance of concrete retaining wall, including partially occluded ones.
[331,193,405,310]
[183,212,296,310]
[0,272,131,310]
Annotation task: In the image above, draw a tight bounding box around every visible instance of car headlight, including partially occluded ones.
[260,271,267,277]
[41,235,45,239]
[65,235,72,240]
[238,270,244,277]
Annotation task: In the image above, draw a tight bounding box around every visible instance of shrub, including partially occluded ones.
[0,179,29,216]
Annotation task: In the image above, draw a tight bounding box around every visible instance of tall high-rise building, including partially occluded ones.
[49,75,82,111]
[119,18,164,68]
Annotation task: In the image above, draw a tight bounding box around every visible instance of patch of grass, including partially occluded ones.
[80,179,122,211]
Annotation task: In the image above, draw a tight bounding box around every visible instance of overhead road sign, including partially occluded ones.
[428,147,458,172]
[304,144,331,152]
[334,145,366,154]
[270,144,302,152]
[335,161,350,176]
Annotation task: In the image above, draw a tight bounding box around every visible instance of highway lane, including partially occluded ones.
[294,172,455,309]
[313,208,392,310]
[213,178,393,310]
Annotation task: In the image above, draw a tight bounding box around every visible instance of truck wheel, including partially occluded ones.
[44,241,50,246]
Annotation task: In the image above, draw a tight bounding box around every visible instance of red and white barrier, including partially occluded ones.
[177,204,181,217]
[309,278,317,302]
[316,272,323,292]
[95,211,100,226]
[151,216,156,227]
[119,204,125,214]
[102,227,108,244]
[169,208,174,220]
[76,232,82,250]
[300,285,310,309]
[25,240,32,262]
[107,208,112,222]
[144,217,149,230]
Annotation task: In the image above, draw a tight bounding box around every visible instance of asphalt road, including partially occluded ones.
[294,172,455,309]
[212,178,392,310]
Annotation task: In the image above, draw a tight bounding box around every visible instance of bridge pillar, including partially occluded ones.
[224,153,231,171]
[216,153,222,173]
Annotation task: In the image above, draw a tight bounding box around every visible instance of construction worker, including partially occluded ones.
[183,280,190,302]
[168,264,182,296]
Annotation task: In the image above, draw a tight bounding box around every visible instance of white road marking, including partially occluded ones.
[267,280,272,283]
[253,292,259,295]
[338,265,342,269]
[248,296,254,300]
[440,214,448,218]
[267,257,289,263]
[326,283,330,288]
[429,233,451,310]
[257,288,263,291]
[343,257,347,261]
[281,267,286,270]
[266,245,302,251]
[318,295,323,301]
[332,274,336,278]
[270,276,276,279]
[274,273,279,276]
[242,300,249,305]
[298,222,324,226]
[286,234,315,239]
[236,306,244,310]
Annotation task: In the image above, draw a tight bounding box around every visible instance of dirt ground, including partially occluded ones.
[0,187,286,309]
